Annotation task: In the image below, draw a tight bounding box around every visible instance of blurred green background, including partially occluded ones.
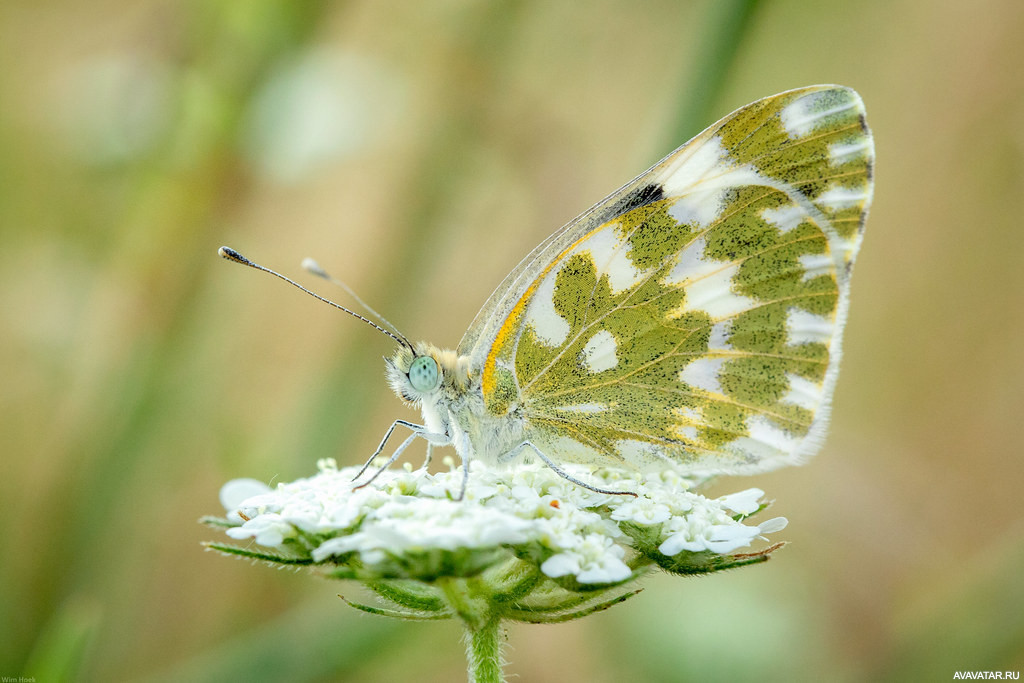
[2,0,1023,680]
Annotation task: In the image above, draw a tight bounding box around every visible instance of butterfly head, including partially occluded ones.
[385,342,471,406]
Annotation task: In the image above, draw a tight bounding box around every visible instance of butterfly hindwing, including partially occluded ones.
[462,85,873,475]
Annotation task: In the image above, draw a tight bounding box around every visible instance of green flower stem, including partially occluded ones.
[438,578,505,683]
[465,615,503,683]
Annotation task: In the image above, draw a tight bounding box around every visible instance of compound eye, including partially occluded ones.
[408,355,440,392]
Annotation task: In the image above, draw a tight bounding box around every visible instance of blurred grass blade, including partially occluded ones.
[138,601,402,683]
[22,596,102,682]
[665,0,762,146]
[296,0,531,460]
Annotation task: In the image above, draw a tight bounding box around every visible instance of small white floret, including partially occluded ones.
[219,478,272,516]
[610,497,672,525]
[757,517,788,534]
[718,488,765,515]
[540,533,632,584]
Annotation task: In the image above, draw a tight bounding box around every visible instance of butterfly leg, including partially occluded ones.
[514,442,638,498]
[352,432,420,490]
[419,442,434,471]
[351,419,443,482]
[451,456,475,502]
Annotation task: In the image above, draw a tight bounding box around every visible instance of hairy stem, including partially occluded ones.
[465,616,504,683]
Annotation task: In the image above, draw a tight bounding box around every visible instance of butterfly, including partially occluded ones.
[222,84,874,495]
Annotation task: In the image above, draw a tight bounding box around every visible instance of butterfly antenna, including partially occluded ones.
[301,257,413,349]
[218,247,411,349]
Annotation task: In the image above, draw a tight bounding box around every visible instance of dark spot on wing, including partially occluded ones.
[797,182,817,198]
[595,182,665,225]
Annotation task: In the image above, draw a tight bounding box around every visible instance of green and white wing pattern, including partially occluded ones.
[463,85,873,474]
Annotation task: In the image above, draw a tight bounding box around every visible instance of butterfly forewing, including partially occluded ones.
[465,85,873,475]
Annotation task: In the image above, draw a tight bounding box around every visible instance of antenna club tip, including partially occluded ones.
[218,246,249,265]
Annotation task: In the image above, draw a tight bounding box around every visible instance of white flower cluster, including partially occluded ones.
[221,459,787,585]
